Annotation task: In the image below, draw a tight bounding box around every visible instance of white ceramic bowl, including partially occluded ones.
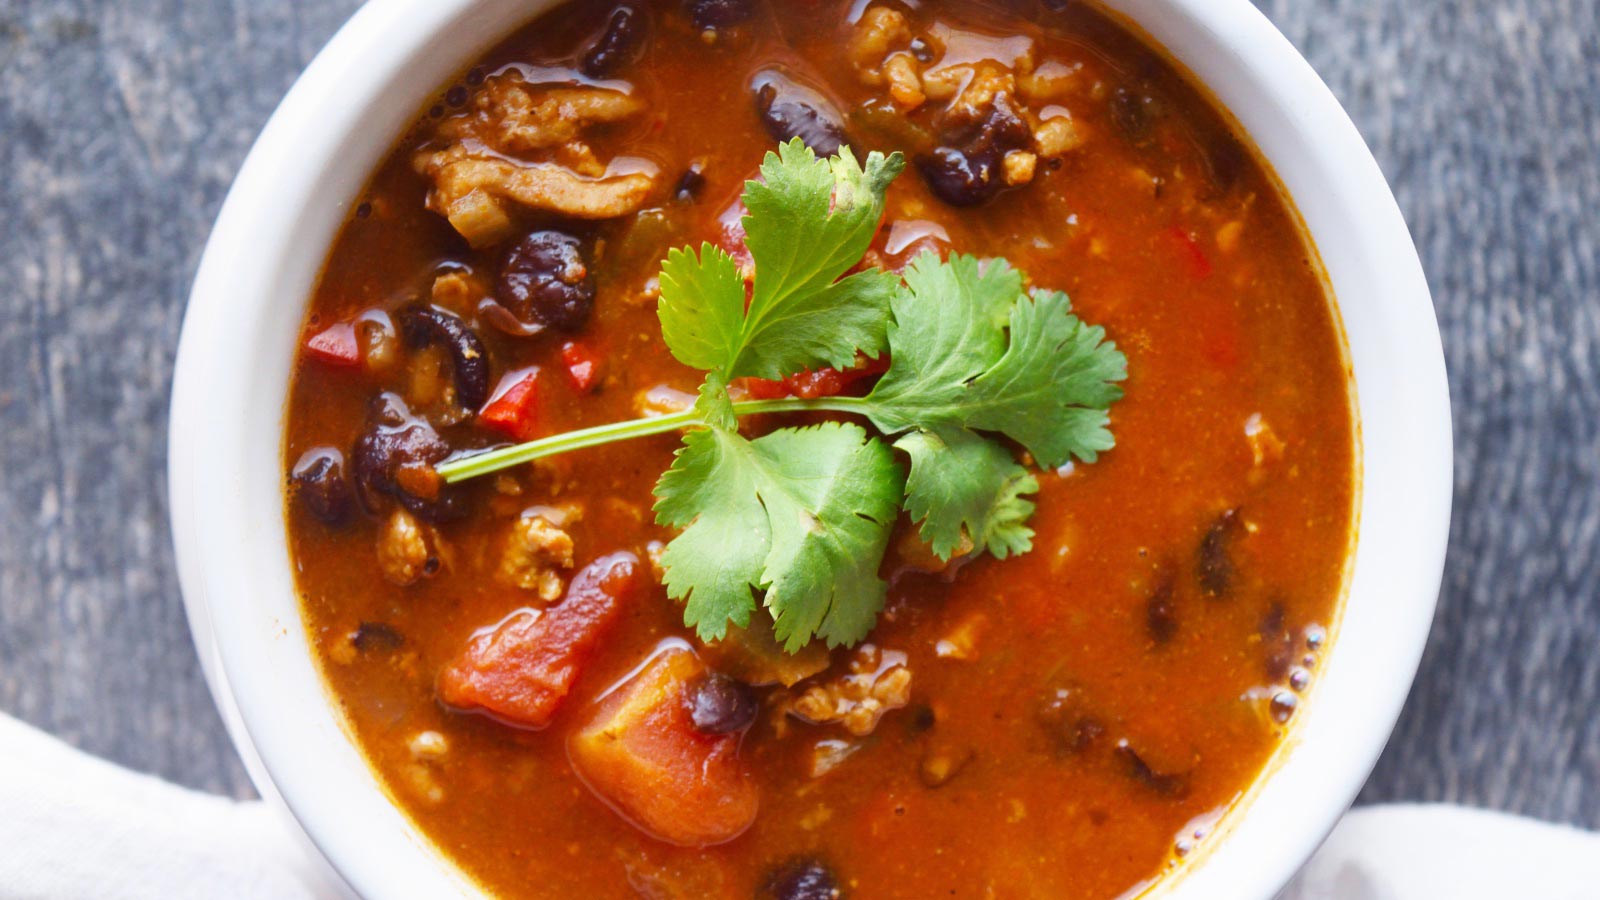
[169,1,1452,897]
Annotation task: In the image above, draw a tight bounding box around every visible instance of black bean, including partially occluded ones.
[764,858,842,900]
[1116,743,1190,797]
[1036,688,1105,757]
[1196,507,1241,599]
[1044,713,1104,757]
[753,70,849,158]
[973,93,1034,147]
[444,84,469,107]
[397,305,490,410]
[369,390,411,427]
[917,93,1033,207]
[290,447,353,526]
[1259,600,1286,636]
[1145,569,1178,644]
[674,160,707,201]
[917,147,994,207]
[1260,599,1294,679]
[1202,136,1245,197]
[684,671,759,734]
[1066,716,1106,754]
[908,37,935,64]
[685,0,753,31]
[351,621,404,653]
[490,231,596,335]
[1109,86,1155,142]
[350,392,468,522]
[581,5,647,78]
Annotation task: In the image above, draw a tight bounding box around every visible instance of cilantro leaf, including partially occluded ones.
[656,139,906,385]
[754,424,904,650]
[737,141,905,377]
[654,421,903,650]
[960,288,1126,465]
[896,427,1038,559]
[657,242,747,375]
[855,253,1126,560]
[865,253,1020,416]
[653,428,769,639]
[863,253,1126,468]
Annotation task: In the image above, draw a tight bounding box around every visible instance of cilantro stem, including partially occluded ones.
[436,396,871,484]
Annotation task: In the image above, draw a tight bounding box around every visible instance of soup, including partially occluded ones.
[283,0,1354,897]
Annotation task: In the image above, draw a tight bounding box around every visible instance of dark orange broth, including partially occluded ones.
[284,1,1355,897]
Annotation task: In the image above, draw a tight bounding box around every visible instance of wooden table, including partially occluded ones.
[2,0,1596,826]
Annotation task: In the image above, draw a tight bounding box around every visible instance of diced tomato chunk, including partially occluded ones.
[738,375,792,400]
[568,648,759,847]
[788,355,889,398]
[437,552,639,729]
[560,341,602,393]
[304,322,360,367]
[478,366,543,442]
[1166,226,1213,279]
[737,354,890,401]
[782,367,852,399]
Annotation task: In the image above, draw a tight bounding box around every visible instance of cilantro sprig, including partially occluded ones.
[437,139,1127,651]
[661,140,903,383]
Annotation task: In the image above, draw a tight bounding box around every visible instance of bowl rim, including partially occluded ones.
[168,1,1452,898]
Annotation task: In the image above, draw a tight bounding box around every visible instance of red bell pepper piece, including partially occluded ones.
[560,341,602,393]
[304,322,360,367]
[478,366,543,442]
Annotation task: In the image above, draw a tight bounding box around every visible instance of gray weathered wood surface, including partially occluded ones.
[1,0,1597,826]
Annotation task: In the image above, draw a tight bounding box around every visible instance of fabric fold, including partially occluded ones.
[0,714,325,900]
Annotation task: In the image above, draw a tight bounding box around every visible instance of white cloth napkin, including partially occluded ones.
[0,713,326,900]
[1,712,1595,899]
